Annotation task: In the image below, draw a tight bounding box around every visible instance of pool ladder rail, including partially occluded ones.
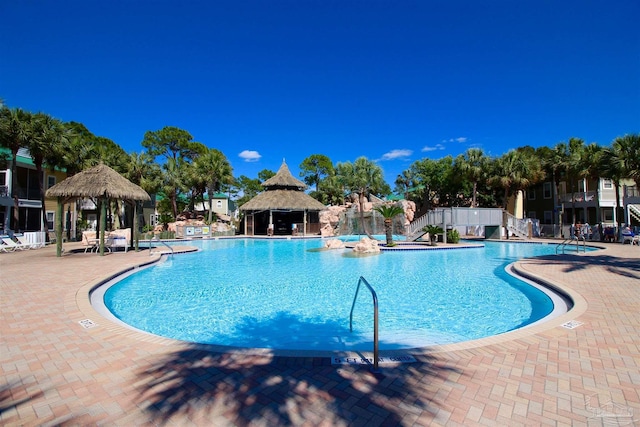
[149,236,174,257]
[349,276,380,373]
[556,235,586,254]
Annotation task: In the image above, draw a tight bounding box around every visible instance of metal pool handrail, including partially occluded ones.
[149,236,174,257]
[349,276,379,372]
[556,236,586,254]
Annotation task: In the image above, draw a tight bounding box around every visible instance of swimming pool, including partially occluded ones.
[97,239,570,351]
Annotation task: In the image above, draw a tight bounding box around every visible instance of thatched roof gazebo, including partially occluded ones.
[45,163,151,256]
[240,161,326,236]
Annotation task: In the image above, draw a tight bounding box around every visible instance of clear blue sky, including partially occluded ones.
[2,1,638,189]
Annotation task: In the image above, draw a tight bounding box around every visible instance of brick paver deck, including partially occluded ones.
[1,240,639,426]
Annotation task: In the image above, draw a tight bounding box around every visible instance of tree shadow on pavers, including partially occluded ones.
[135,312,464,426]
[530,254,640,280]
[0,380,45,418]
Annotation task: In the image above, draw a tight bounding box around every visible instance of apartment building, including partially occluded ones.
[525,177,640,237]
[0,148,72,236]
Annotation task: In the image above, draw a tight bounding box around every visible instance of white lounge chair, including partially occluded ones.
[0,239,15,252]
[1,237,30,251]
[15,235,42,249]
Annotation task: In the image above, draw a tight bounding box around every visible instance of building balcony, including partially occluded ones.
[560,191,597,205]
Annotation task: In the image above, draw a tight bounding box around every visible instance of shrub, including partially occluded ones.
[447,229,460,244]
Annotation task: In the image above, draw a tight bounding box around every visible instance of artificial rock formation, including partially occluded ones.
[318,199,416,237]
[324,239,346,249]
[353,237,381,254]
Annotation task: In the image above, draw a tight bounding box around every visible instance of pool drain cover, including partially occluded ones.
[561,320,583,329]
[79,319,98,329]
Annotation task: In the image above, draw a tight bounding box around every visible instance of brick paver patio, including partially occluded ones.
[1,239,639,426]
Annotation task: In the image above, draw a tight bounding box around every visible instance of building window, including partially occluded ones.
[527,189,535,200]
[47,175,56,189]
[543,182,552,199]
[46,211,55,230]
[0,171,7,197]
[603,179,613,189]
[544,211,553,224]
[216,200,222,208]
[528,211,536,219]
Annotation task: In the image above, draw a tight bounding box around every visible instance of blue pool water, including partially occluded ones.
[101,239,570,351]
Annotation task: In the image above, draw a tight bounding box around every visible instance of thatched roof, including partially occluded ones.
[240,189,326,211]
[240,161,325,211]
[45,163,151,201]
[262,161,307,190]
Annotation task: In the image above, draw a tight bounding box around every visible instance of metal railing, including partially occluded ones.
[556,236,586,254]
[349,276,379,372]
[149,237,174,257]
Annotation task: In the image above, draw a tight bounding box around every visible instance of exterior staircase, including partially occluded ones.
[505,212,531,239]
[406,209,532,241]
[405,213,432,241]
[629,204,640,223]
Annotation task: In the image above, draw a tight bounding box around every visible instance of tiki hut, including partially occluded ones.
[45,163,151,256]
[240,161,326,236]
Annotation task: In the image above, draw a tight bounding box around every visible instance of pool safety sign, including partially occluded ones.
[331,355,416,365]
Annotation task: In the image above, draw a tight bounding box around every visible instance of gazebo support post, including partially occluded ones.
[55,197,64,257]
[303,210,307,236]
[99,198,107,256]
[133,201,139,252]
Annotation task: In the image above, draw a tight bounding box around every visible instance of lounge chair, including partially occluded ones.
[108,228,131,252]
[81,231,99,253]
[0,237,15,252]
[15,235,42,249]
[1,237,30,251]
[621,228,635,245]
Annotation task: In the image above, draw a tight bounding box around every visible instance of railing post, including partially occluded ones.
[349,276,379,372]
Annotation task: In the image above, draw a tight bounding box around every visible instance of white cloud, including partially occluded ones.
[380,149,413,161]
[442,136,469,144]
[238,150,261,162]
[421,144,445,152]
[441,137,468,144]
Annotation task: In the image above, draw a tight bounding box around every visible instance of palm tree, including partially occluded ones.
[336,157,389,238]
[488,150,542,239]
[611,134,640,189]
[194,148,234,223]
[28,113,70,235]
[564,138,586,224]
[488,150,533,209]
[455,148,487,207]
[162,157,188,219]
[0,107,32,230]
[579,142,605,224]
[318,174,345,206]
[423,224,443,246]
[373,204,404,246]
[539,143,569,233]
[602,142,630,240]
[394,170,415,201]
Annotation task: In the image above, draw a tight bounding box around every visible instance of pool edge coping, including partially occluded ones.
[74,243,590,359]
